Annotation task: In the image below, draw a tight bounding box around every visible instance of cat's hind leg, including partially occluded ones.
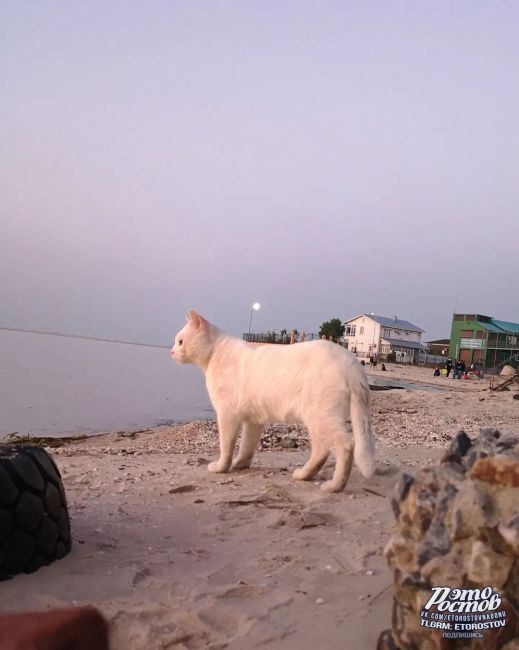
[232,422,263,470]
[320,425,354,493]
[208,415,241,473]
[292,424,330,481]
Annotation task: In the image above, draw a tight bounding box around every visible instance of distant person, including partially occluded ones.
[369,355,374,367]
[381,363,387,371]
[454,359,464,379]
[445,359,453,378]
[433,366,440,377]
[372,356,378,369]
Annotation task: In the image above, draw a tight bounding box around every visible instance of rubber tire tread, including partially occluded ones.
[0,445,72,580]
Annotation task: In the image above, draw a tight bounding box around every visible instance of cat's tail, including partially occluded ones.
[349,373,376,478]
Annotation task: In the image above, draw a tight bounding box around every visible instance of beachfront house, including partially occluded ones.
[449,313,519,369]
[343,314,426,363]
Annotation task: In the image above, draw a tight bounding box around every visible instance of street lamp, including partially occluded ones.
[248,302,261,334]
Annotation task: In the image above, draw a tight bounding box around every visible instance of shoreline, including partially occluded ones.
[1,364,517,649]
[1,362,490,443]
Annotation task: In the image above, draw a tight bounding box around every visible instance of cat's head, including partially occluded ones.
[170,310,215,366]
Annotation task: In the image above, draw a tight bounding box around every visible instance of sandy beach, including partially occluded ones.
[1,364,518,649]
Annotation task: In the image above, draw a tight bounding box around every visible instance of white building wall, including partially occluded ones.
[345,315,381,357]
[345,315,424,360]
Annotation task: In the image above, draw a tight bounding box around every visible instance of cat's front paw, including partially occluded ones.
[292,467,310,481]
[207,461,229,473]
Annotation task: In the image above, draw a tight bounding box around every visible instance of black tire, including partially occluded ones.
[0,445,72,580]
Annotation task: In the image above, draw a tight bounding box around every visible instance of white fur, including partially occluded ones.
[171,310,376,492]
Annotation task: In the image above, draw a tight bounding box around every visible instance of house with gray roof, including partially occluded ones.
[343,313,426,363]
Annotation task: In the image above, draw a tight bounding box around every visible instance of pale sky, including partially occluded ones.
[1,1,518,344]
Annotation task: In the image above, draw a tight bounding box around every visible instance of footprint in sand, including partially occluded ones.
[216,584,268,599]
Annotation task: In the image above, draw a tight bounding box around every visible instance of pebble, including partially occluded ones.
[316,598,325,605]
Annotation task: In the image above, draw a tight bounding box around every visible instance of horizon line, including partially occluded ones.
[0,326,170,349]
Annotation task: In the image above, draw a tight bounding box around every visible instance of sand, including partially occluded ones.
[1,364,518,649]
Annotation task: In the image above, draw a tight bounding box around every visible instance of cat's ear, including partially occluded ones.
[187,309,200,324]
[187,309,209,332]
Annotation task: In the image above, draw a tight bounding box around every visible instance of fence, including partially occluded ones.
[243,332,290,344]
[243,332,327,344]
[416,351,449,366]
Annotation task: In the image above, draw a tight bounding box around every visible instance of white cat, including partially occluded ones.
[170,310,375,492]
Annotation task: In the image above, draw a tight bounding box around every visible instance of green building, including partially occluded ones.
[449,314,519,368]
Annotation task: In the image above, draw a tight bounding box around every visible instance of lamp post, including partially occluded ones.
[248,302,261,334]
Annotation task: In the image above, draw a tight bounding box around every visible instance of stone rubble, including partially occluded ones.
[379,428,519,649]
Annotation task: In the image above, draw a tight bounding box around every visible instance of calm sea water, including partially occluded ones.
[0,330,214,438]
[0,330,442,439]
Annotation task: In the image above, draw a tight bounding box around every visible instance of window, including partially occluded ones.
[506,335,518,345]
[460,329,473,338]
[359,326,364,335]
[346,324,356,336]
[383,328,391,337]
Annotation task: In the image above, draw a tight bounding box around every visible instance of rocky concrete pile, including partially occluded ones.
[379,428,519,649]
